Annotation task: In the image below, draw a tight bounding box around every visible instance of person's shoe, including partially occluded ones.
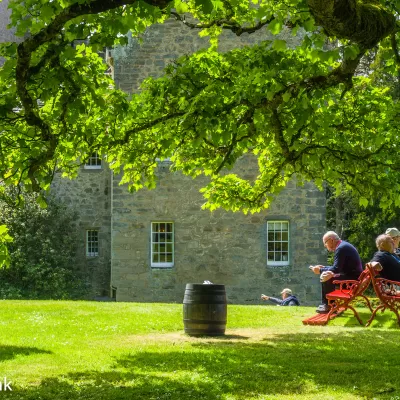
[316,304,330,314]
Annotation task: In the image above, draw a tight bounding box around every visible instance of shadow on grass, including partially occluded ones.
[3,330,400,399]
[359,309,400,328]
[0,345,52,362]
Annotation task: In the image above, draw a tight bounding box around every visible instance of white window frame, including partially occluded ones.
[267,221,289,266]
[84,152,102,169]
[151,222,174,268]
[86,230,99,257]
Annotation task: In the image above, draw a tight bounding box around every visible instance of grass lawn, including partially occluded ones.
[0,301,399,399]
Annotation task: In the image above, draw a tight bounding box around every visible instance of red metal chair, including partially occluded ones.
[324,268,373,325]
[303,268,372,326]
[365,262,400,327]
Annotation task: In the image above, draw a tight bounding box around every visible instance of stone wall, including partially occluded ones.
[111,156,326,305]
[51,165,112,297]
[0,1,15,42]
[0,0,18,66]
[112,18,302,94]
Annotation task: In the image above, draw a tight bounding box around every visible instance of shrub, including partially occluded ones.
[0,190,89,299]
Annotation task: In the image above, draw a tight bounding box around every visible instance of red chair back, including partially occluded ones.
[353,268,372,297]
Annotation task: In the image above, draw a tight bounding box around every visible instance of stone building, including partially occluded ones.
[0,2,327,304]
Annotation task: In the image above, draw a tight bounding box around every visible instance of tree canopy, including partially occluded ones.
[1,0,400,212]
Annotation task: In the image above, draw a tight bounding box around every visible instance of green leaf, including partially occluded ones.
[359,197,369,208]
[344,45,360,60]
[36,195,48,209]
[303,18,315,32]
[282,91,291,102]
[318,49,340,64]
[174,0,189,13]
[272,39,287,51]
[266,91,275,101]
[301,96,309,109]
[194,0,214,14]
[268,19,283,35]
[41,5,54,20]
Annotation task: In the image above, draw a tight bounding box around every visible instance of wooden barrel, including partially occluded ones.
[183,283,227,336]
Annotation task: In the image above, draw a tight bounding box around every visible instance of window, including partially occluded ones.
[267,221,289,266]
[86,230,99,257]
[151,222,174,267]
[84,152,102,169]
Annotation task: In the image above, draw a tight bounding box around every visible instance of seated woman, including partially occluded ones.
[370,234,400,282]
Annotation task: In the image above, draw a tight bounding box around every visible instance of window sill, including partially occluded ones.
[267,263,290,267]
[151,263,174,269]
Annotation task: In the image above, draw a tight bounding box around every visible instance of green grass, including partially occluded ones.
[0,301,399,399]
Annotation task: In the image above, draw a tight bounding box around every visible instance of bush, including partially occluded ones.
[0,190,89,299]
[0,224,12,267]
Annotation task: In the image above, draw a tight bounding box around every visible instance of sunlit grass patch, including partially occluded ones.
[0,301,399,399]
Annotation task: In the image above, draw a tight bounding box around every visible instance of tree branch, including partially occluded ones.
[170,11,273,36]
[14,0,173,190]
[308,0,396,48]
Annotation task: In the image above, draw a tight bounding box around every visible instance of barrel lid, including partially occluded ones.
[185,283,225,290]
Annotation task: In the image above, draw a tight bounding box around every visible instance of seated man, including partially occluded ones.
[370,234,400,282]
[261,288,300,306]
[309,231,363,313]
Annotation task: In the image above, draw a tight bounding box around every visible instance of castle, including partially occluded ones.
[0,1,326,304]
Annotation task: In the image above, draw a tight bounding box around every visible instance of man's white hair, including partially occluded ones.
[323,231,340,240]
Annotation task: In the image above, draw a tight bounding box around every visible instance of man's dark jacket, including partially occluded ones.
[371,251,400,281]
[320,240,363,279]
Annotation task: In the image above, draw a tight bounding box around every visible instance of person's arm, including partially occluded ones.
[267,296,283,305]
[370,252,381,264]
[320,246,344,274]
[310,265,323,274]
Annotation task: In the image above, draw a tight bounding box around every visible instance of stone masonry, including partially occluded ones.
[111,157,326,304]
[0,0,18,67]
[0,1,16,44]
[51,166,112,297]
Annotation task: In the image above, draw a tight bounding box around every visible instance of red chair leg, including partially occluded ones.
[325,308,337,323]
[359,295,373,312]
[347,305,363,325]
[366,305,385,327]
[390,307,400,326]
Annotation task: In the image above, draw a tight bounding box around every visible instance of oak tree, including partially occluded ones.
[1,0,400,213]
